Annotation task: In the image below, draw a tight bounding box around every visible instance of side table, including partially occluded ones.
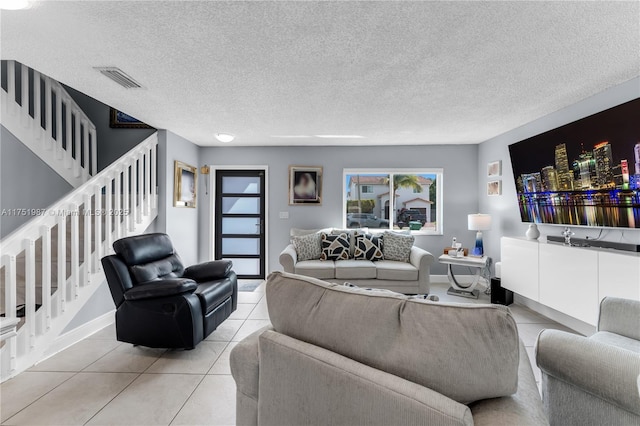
[438,254,488,299]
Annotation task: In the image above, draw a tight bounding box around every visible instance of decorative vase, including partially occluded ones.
[526,223,540,240]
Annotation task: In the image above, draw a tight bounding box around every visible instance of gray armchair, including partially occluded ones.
[536,297,640,426]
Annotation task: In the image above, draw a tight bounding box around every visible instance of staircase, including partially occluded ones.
[0,63,159,382]
[1,61,96,187]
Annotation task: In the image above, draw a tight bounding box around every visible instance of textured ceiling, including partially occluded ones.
[1,1,639,146]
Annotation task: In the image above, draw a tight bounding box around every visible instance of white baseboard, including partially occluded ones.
[513,294,596,337]
[40,310,115,361]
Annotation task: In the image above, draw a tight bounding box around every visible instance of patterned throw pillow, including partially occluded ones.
[292,232,322,261]
[382,231,415,262]
[354,233,384,261]
[321,233,350,261]
[331,228,360,257]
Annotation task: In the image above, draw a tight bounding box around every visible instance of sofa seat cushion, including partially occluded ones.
[335,260,376,279]
[266,271,519,404]
[195,278,234,314]
[590,331,640,354]
[375,260,418,281]
[295,260,335,279]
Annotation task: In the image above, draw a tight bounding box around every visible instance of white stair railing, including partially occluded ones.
[1,60,97,187]
[0,133,158,381]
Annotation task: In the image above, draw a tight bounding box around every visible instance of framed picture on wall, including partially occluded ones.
[109,108,154,129]
[174,161,197,208]
[487,160,502,177]
[487,180,502,196]
[289,166,323,205]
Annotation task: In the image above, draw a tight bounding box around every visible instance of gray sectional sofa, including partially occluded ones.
[230,272,548,426]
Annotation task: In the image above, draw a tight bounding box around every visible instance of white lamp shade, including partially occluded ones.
[468,214,492,231]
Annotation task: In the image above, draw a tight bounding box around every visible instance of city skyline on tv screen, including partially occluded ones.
[508,98,640,229]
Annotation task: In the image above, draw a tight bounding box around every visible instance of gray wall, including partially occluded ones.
[0,125,73,238]
[198,144,479,275]
[478,76,640,263]
[155,130,200,266]
[64,85,156,172]
[61,282,114,333]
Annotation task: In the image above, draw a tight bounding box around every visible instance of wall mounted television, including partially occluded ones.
[508,98,640,229]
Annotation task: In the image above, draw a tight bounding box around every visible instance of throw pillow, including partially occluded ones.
[382,231,415,262]
[331,228,360,257]
[343,282,404,295]
[292,232,322,261]
[320,233,350,261]
[354,233,384,261]
[409,294,440,302]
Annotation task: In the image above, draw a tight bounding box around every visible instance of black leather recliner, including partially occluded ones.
[101,233,237,349]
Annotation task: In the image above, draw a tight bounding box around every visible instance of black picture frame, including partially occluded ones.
[109,108,153,129]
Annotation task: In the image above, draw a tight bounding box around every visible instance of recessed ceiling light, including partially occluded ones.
[215,133,235,143]
[0,0,30,10]
[314,135,365,139]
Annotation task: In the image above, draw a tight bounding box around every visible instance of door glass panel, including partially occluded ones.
[222,176,261,194]
[224,258,260,276]
[222,197,260,214]
[222,217,260,235]
[222,238,260,255]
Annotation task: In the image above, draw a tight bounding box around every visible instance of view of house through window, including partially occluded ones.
[344,169,443,234]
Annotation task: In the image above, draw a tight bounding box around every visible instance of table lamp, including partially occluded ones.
[468,213,491,257]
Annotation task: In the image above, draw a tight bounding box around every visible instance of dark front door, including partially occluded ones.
[214,170,266,279]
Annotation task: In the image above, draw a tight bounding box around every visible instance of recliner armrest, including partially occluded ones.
[183,260,233,281]
[124,278,198,301]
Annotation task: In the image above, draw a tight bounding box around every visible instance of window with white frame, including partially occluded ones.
[344,169,443,235]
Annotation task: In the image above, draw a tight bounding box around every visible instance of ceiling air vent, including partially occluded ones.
[94,67,143,89]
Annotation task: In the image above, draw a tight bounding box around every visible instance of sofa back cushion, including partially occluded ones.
[266,271,520,404]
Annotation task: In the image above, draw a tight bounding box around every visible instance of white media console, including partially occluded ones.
[500,236,640,326]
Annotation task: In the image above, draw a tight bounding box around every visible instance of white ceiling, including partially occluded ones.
[1,1,639,147]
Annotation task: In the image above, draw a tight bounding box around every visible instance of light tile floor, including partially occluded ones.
[1,280,577,425]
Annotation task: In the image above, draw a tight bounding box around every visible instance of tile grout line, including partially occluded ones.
[168,341,233,426]
[2,370,82,424]
[79,340,125,373]
[82,371,144,426]
[82,343,171,425]
[3,335,123,424]
[150,292,260,425]
[168,296,257,426]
